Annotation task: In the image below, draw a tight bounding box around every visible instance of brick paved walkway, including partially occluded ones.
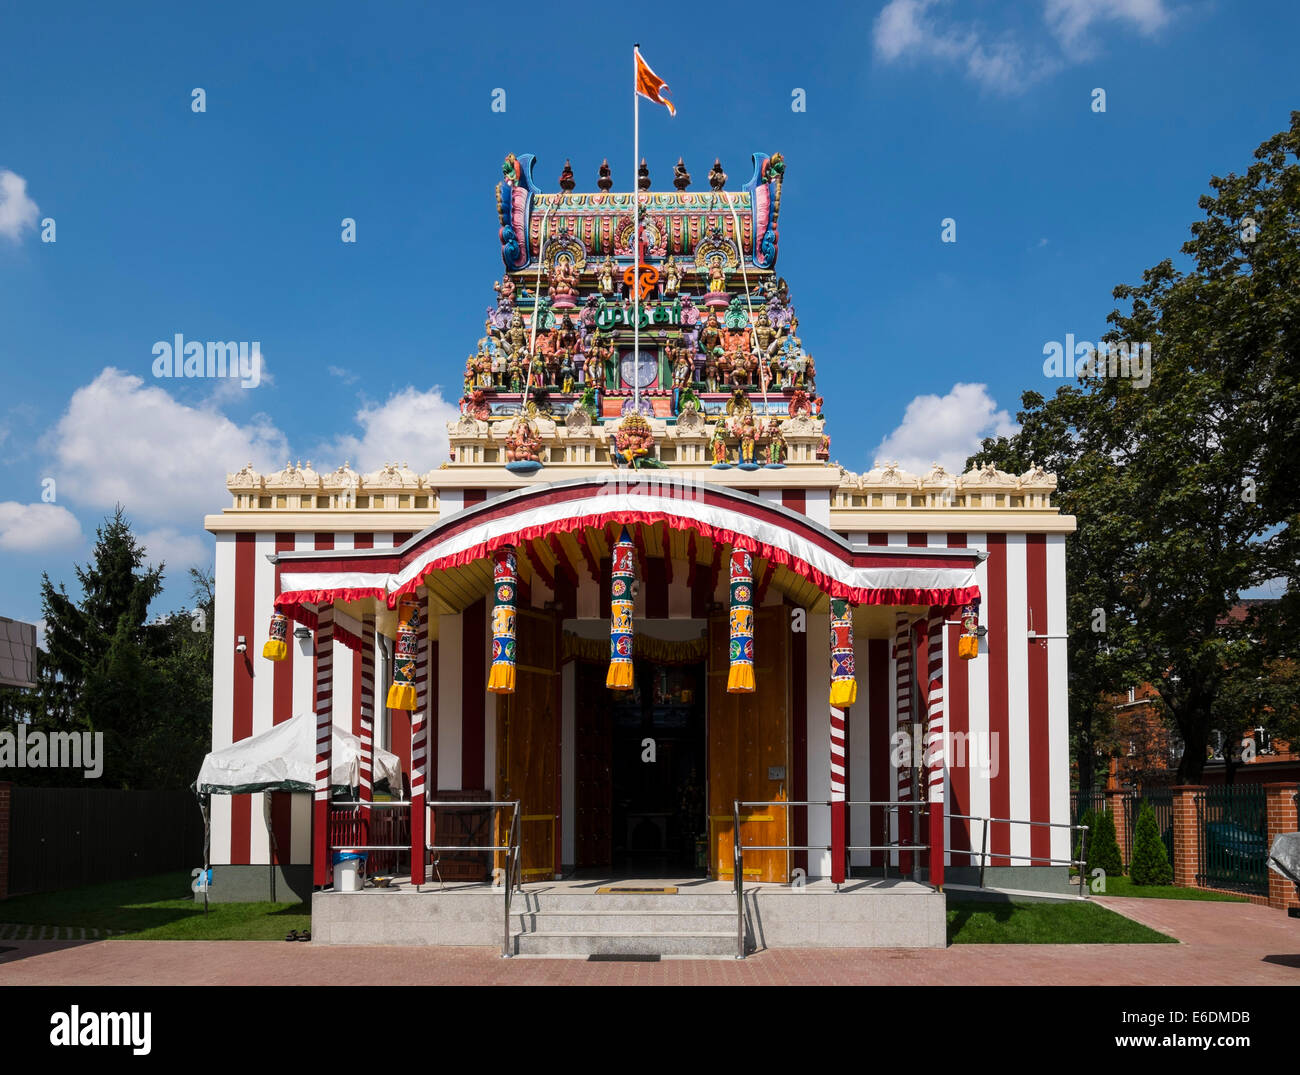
[0,897,1295,986]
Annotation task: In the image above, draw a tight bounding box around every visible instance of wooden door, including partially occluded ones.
[496,609,559,881]
[708,606,790,882]
[574,664,612,867]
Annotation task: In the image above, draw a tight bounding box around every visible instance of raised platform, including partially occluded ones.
[310,876,946,955]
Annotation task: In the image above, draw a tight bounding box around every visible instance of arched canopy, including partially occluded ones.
[271,476,982,615]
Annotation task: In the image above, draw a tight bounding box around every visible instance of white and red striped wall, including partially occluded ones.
[209,510,1068,877]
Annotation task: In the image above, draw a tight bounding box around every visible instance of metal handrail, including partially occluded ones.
[503,801,522,957]
[948,812,1090,895]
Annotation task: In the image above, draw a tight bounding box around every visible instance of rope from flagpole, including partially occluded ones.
[521,199,557,415]
[721,192,769,417]
[633,45,641,416]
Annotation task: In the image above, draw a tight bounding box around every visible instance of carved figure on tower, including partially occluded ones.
[663,255,683,297]
[709,158,727,191]
[549,254,579,309]
[597,255,617,296]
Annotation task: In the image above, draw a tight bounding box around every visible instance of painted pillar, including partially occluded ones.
[410,592,431,886]
[894,612,913,874]
[828,600,855,885]
[359,612,376,808]
[312,604,335,887]
[925,607,947,890]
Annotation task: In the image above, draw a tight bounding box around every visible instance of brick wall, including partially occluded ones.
[1170,786,1201,889]
[1264,782,1299,912]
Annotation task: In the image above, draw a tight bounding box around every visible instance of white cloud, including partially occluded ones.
[0,169,40,242]
[46,367,290,527]
[320,385,460,473]
[873,382,1018,475]
[328,365,359,385]
[0,501,83,551]
[873,0,1174,92]
[1045,0,1170,57]
[139,526,213,572]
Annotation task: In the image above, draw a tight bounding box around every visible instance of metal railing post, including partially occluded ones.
[978,820,989,889]
[734,798,744,959]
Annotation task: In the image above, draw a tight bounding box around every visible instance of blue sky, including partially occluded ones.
[1,0,1297,629]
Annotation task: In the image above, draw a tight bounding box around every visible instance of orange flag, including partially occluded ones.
[635,47,676,116]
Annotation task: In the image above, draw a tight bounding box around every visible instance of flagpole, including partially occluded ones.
[633,43,641,415]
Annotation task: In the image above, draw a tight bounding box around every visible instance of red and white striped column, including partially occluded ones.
[894,612,913,874]
[925,607,947,889]
[358,611,376,818]
[408,592,430,886]
[312,604,335,887]
[830,703,847,885]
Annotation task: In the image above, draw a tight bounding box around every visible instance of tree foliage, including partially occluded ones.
[970,111,1300,784]
[0,507,213,790]
[1085,808,1123,879]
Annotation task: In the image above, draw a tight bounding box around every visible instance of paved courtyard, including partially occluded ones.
[0,896,1296,986]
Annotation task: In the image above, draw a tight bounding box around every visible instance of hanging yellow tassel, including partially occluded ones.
[487,546,518,695]
[828,599,857,707]
[262,610,288,662]
[386,600,420,711]
[727,549,756,694]
[958,634,979,660]
[606,528,637,691]
[958,600,980,660]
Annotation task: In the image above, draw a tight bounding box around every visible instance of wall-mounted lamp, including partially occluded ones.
[235,635,247,654]
[294,626,312,640]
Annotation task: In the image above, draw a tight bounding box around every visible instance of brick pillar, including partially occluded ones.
[0,782,11,901]
[1107,789,1129,868]
[1170,785,1204,889]
[1264,782,1299,912]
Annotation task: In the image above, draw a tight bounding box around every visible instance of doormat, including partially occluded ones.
[588,954,662,962]
[595,886,678,895]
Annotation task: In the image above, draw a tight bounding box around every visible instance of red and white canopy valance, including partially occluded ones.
[272,477,982,610]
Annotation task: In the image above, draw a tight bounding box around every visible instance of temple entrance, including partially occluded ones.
[575,659,707,876]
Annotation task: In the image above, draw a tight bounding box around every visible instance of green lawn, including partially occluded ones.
[0,872,310,940]
[1094,874,1248,902]
[947,899,1177,944]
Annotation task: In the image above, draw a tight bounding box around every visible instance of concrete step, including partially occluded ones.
[512,929,737,957]
[515,909,735,933]
[512,893,736,914]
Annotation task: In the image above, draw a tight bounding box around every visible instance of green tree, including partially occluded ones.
[1085,808,1123,879]
[1129,801,1173,886]
[971,111,1300,784]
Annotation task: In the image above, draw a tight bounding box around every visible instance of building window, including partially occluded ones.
[1127,687,1136,704]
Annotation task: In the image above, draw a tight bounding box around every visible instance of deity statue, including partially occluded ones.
[493,276,515,308]
[534,327,558,383]
[507,356,523,392]
[673,157,691,191]
[699,311,722,357]
[704,346,722,393]
[725,386,752,416]
[662,255,682,297]
[559,352,575,394]
[463,353,477,392]
[502,310,528,359]
[557,314,579,365]
[803,353,816,393]
[734,412,758,465]
[597,255,617,296]
[476,341,493,388]
[709,424,729,465]
[548,255,579,306]
[614,413,655,467]
[586,345,607,390]
[753,306,777,357]
[504,417,542,464]
[491,345,507,387]
[670,339,692,388]
[707,256,727,294]
[765,423,787,465]
[788,388,814,418]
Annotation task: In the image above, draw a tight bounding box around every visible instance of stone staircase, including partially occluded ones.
[508,887,737,957]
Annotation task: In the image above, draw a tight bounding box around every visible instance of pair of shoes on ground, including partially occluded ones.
[284,929,312,942]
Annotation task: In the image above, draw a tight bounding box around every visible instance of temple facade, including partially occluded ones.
[204,153,1075,917]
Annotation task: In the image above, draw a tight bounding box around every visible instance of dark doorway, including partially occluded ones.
[574,660,707,876]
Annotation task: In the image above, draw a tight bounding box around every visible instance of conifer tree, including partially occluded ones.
[1129,800,1173,885]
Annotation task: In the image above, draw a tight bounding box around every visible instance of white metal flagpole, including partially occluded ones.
[633,43,641,414]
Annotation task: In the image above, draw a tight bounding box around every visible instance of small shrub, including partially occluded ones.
[1086,808,1123,879]
[1129,800,1173,885]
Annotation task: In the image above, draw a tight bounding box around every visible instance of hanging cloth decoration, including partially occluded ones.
[487,545,518,694]
[727,548,756,693]
[606,527,637,690]
[262,609,289,662]
[828,598,857,707]
[386,600,420,711]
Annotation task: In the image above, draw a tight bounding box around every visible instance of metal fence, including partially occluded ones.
[8,786,205,897]
[1128,788,1173,867]
[1196,784,1269,895]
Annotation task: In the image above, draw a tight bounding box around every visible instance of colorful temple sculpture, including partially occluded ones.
[204,154,1075,951]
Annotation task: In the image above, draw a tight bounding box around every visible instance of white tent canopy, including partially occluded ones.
[196,710,402,795]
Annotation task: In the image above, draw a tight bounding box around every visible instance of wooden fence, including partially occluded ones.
[3,785,205,898]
